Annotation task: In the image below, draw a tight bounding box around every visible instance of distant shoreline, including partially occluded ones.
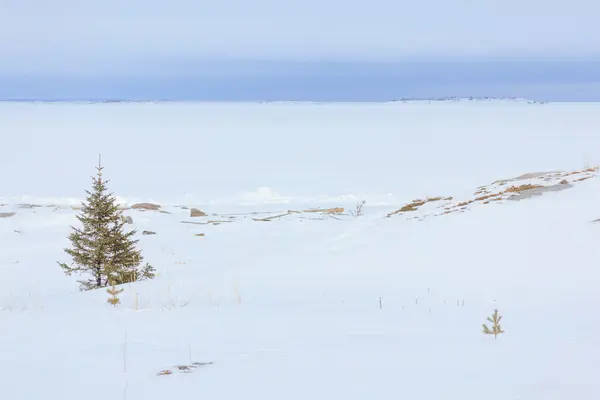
[0,97,551,104]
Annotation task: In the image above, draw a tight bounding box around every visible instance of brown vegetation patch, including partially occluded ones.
[562,167,597,177]
[504,184,542,193]
[0,212,16,218]
[575,176,593,182]
[386,196,451,217]
[474,193,502,202]
[157,370,172,376]
[302,207,344,214]
[399,200,426,212]
[428,196,453,202]
[452,184,542,209]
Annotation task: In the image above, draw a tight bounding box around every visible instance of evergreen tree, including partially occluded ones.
[106,282,124,307]
[58,157,155,291]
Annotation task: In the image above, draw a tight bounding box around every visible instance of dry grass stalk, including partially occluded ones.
[349,200,366,217]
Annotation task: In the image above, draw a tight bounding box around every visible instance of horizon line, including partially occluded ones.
[0,97,554,104]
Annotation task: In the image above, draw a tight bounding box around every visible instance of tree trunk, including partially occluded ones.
[96,264,102,288]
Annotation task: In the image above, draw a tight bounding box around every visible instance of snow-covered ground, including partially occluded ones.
[1,100,599,399]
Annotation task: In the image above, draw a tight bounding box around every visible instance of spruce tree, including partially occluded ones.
[106,282,124,307]
[58,157,155,291]
[482,309,505,339]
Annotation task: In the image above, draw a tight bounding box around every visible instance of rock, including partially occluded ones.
[142,230,156,235]
[194,233,205,237]
[0,212,16,218]
[131,203,161,211]
[121,215,133,224]
[190,208,207,217]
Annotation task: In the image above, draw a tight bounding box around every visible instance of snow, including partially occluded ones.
[1,100,599,399]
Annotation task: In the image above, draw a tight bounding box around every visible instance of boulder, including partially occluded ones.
[190,208,207,217]
[142,230,156,235]
[131,203,161,211]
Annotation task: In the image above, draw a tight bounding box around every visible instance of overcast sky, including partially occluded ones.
[1,0,599,99]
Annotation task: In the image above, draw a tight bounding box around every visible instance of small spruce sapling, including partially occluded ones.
[107,282,124,307]
[482,309,505,339]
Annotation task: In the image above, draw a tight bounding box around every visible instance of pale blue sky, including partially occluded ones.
[1,0,599,100]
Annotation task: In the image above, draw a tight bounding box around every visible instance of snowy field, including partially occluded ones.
[1,100,599,399]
